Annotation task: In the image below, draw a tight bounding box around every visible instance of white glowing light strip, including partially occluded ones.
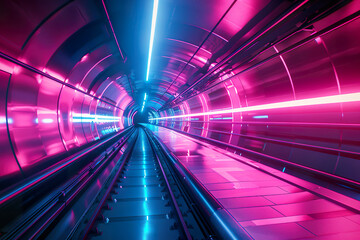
[141,92,147,112]
[42,118,54,123]
[145,0,159,82]
[72,113,121,123]
[150,93,360,120]
[72,113,121,119]
[141,102,145,112]
[73,119,120,123]
[0,117,7,124]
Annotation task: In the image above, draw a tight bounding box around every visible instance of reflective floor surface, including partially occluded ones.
[146,124,360,240]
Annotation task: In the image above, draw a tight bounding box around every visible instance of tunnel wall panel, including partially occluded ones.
[0,0,130,191]
[0,70,23,187]
[7,69,59,171]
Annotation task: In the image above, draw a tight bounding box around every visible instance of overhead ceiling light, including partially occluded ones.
[145,0,159,82]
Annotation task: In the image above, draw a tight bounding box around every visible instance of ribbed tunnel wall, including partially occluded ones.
[0,1,132,188]
[154,6,360,184]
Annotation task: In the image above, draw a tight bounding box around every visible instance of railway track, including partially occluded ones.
[78,127,211,240]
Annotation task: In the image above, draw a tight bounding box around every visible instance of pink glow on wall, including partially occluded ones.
[197,56,208,64]
[75,84,86,92]
[0,59,14,74]
[315,37,322,44]
[151,92,360,120]
[81,54,89,62]
[43,68,65,82]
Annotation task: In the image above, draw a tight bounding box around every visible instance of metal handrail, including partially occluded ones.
[144,128,193,240]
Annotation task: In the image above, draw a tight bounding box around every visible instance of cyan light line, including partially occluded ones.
[253,115,268,119]
[145,0,159,82]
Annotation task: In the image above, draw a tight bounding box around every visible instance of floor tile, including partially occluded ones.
[264,191,318,205]
[240,215,313,227]
[219,196,274,208]
[211,187,287,199]
[229,206,284,221]
[272,199,345,216]
[244,222,315,240]
[298,217,360,235]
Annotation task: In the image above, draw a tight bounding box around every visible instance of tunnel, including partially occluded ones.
[0,0,360,239]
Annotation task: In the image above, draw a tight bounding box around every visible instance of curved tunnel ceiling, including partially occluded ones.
[1,0,353,115]
[103,0,354,114]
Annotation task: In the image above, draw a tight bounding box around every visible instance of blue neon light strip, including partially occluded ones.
[145,0,159,81]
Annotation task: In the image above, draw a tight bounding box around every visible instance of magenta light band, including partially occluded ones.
[151,92,360,120]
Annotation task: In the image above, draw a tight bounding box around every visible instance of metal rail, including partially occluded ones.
[77,128,196,239]
[144,129,193,239]
[80,130,139,239]
[145,127,253,240]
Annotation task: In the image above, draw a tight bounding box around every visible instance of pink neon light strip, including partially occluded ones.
[152,92,360,120]
[101,0,126,62]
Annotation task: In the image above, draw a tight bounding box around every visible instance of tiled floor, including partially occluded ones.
[147,125,360,240]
